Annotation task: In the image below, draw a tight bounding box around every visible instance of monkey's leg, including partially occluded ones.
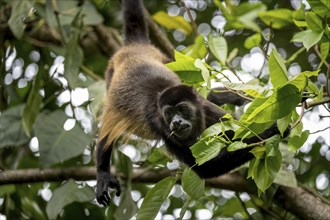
[96,137,121,206]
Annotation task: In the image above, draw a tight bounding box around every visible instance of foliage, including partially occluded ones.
[0,0,329,219]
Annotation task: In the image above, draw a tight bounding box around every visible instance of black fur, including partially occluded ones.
[122,0,149,44]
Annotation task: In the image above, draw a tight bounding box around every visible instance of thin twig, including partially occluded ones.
[181,0,198,38]
[52,0,66,45]
[292,101,306,129]
[309,126,330,134]
[235,192,255,220]
[80,64,102,81]
[306,98,330,109]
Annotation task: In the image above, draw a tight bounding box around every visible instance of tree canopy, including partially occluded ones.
[0,0,329,219]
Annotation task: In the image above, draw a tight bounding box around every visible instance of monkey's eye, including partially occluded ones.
[178,105,189,115]
[164,108,174,118]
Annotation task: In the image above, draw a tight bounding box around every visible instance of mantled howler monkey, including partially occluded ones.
[96,0,289,206]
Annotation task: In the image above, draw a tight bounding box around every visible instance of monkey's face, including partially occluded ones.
[162,102,195,139]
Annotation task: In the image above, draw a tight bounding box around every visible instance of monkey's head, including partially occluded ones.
[158,85,204,145]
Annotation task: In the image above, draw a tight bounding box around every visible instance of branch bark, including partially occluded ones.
[1,167,329,220]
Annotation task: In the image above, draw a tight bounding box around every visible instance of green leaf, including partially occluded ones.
[190,137,226,165]
[136,176,177,220]
[0,105,29,148]
[245,84,301,123]
[8,0,34,39]
[46,180,94,220]
[22,75,43,137]
[222,81,269,98]
[288,130,310,152]
[88,80,106,119]
[34,111,92,167]
[182,168,205,199]
[194,59,210,88]
[173,50,195,62]
[269,49,289,90]
[152,11,192,35]
[250,146,266,159]
[81,1,104,25]
[259,9,293,29]
[64,11,84,88]
[277,113,291,137]
[244,33,262,49]
[0,185,15,196]
[208,35,228,65]
[307,0,330,18]
[291,30,324,51]
[250,135,282,193]
[45,0,103,30]
[114,188,138,220]
[305,12,323,32]
[293,19,307,27]
[227,141,248,152]
[182,35,208,59]
[319,42,330,68]
[288,70,319,91]
[21,197,46,220]
[201,123,222,138]
[166,62,203,84]
[223,2,266,32]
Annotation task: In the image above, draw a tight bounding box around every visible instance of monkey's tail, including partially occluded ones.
[122,0,150,45]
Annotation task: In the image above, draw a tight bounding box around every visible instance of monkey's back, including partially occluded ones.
[99,44,181,145]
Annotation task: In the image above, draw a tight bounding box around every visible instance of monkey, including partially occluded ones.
[95,0,290,206]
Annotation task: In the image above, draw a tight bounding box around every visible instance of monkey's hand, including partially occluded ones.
[96,171,121,206]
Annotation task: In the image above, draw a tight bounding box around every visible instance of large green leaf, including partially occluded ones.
[34,111,92,167]
[136,176,177,220]
[190,136,226,165]
[291,30,324,51]
[259,9,293,29]
[288,70,319,92]
[152,11,192,35]
[269,49,289,90]
[8,0,34,39]
[245,84,301,123]
[305,12,323,32]
[307,0,330,18]
[46,180,94,220]
[0,105,29,148]
[208,35,228,65]
[182,168,205,199]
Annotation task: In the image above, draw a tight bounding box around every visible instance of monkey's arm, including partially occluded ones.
[96,138,121,206]
[207,88,249,106]
[193,123,290,178]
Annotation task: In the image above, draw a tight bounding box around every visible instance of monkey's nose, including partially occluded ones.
[172,121,181,130]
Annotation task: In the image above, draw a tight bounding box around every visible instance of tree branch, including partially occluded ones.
[0,167,329,220]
